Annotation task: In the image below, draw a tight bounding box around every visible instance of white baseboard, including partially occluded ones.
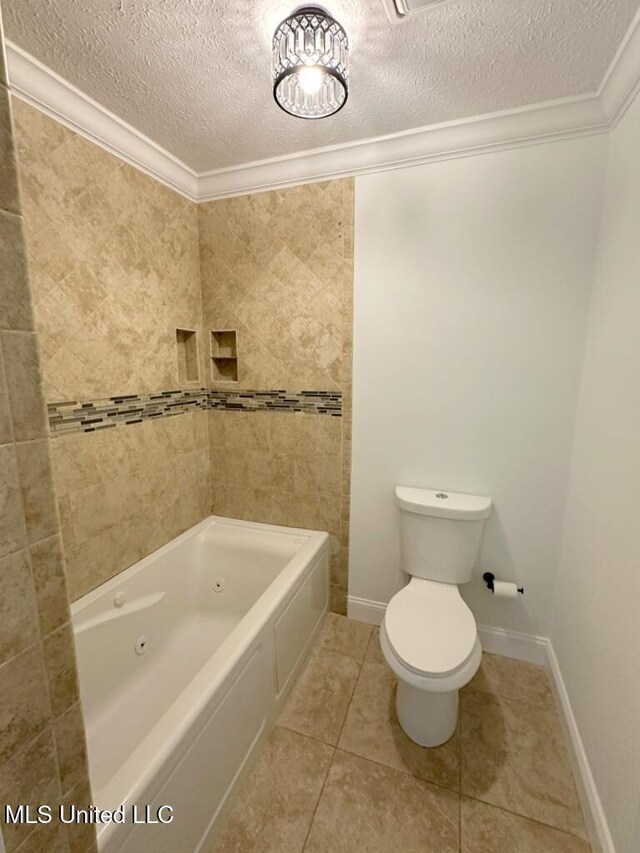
[347,594,614,852]
[545,642,615,853]
[346,596,549,663]
[476,623,549,665]
[347,595,386,625]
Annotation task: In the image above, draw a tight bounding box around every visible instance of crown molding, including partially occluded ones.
[598,5,640,127]
[197,94,608,200]
[5,41,198,201]
[6,9,640,203]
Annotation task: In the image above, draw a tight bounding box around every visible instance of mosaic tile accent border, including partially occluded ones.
[48,388,342,435]
[48,389,208,436]
[208,389,342,416]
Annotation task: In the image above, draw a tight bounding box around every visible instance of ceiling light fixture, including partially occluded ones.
[273,6,349,119]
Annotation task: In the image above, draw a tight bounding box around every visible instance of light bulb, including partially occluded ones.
[297,66,323,95]
[273,8,348,118]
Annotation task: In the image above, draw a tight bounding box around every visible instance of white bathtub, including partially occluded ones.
[71,515,329,853]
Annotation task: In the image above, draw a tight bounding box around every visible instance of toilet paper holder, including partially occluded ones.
[483,572,524,595]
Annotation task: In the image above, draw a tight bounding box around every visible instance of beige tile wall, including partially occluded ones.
[12,102,212,600]
[12,100,205,402]
[0,11,95,850]
[209,410,347,609]
[199,181,352,391]
[200,182,354,612]
[14,99,354,612]
[54,411,210,601]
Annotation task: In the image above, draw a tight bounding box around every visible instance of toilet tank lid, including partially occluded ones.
[395,486,492,520]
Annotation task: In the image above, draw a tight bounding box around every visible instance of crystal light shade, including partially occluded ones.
[273,7,349,119]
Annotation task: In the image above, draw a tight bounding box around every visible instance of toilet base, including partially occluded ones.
[396,680,458,747]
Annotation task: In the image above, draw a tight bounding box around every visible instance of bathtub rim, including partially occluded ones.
[71,514,323,616]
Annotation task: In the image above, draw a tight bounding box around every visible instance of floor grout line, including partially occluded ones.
[336,654,366,744]
[336,625,465,798]
[299,744,336,853]
[334,743,461,797]
[274,721,336,750]
[277,619,370,751]
[295,622,346,852]
[301,616,371,853]
[299,626,368,852]
[460,792,591,844]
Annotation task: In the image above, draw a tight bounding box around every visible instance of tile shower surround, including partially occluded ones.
[47,388,343,436]
[11,98,204,405]
[14,99,353,615]
[0,11,96,850]
[3,51,351,849]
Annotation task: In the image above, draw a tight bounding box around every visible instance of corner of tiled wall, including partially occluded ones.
[0,6,96,851]
[334,177,355,616]
[199,179,355,615]
[10,93,212,603]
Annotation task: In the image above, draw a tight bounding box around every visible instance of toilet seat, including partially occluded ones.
[384,578,477,678]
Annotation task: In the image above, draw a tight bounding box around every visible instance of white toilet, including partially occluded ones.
[380,486,492,747]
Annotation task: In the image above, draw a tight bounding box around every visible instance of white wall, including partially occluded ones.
[551,92,640,853]
[350,135,607,637]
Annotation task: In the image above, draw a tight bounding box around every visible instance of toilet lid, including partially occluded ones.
[384,580,477,677]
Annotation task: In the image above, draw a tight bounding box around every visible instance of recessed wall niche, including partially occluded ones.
[175,328,200,383]
[211,330,238,382]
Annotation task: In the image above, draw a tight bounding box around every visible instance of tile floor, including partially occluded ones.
[210,615,591,853]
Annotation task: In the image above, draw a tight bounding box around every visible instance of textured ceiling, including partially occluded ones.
[3,0,639,172]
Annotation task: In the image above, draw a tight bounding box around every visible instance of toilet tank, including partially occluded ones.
[396,487,492,584]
